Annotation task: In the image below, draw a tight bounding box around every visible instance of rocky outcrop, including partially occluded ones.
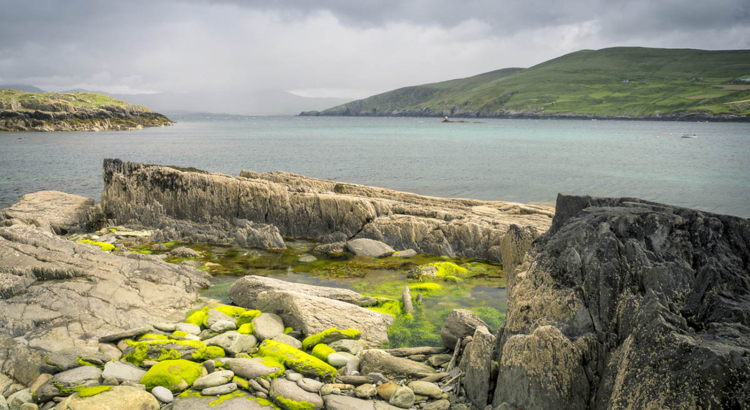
[2,191,95,235]
[0,214,209,385]
[0,90,172,132]
[228,275,365,308]
[101,159,553,262]
[492,194,750,409]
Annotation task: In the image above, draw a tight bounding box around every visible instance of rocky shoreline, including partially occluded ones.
[0,161,748,410]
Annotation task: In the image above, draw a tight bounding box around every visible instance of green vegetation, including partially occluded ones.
[257,339,337,381]
[310,344,336,361]
[316,47,750,118]
[77,240,115,252]
[77,386,112,397]
[140,359,203,392]
[301,328,360,351]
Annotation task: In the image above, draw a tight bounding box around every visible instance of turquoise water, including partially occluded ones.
[1,115,748,217]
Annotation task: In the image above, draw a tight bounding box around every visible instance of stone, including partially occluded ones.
[376,382,399,400]
[102,361,147,383]
[175,323,201,336]
[296,378,323,393]
[323,395,381,410]
[205,309,235,328]
[343,356,360,376]
[337,375,374,386]
[392,249,417,258]
[102,376,119,386]
[43,348,109,371]
[255,291,394,347]
[271,333,302,350]
[407,265,438,280]
[228,275,363,308]
[360,350,436,378]
[8,390,32,410]
[354,383,377,398]
[168,247,201,258]
[327,353,352,367]
[422,399,451,410]
[367,373,389,383]
[55,386,159,410]
[389,386,415,409]
[210,320,237,333]
[251,313,285,341]
[297,254,317,263]
[318,384,336,396]
[2,191,94,235]
[202,383,237,396]
[151,386,173,403]
[99,326,153,343]
[407,381,442,399]
[153,322,176,332]
[440,309,488,348]
[151,243,169,252]
[98,344,122,361]
[227,358,282,380]
[464,327,494,409]
[329,339,366,355]
[28,374,52,395]
[34,366,103,402]
[19,404,37,410]
[269,378,323,410]
[192,370,234,390]
[345,238,395,258]
[203,360,215,374]
[172,390,274,409]
[205,332,257,355]
[426,354,453,367]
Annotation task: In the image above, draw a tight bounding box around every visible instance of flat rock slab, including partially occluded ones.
[256,290,394,348]
[360,350,436,378]
[346,238,395,258]
[56,386,159,410]
[102,361,147,383]
[99,326,153,343]
[173,390,276,410]
[269,378,323,410]
[227,358,282,380]
[228,275,363,308]
[323,395,402,410]
[3,191,94,234]
[35,366,103,402]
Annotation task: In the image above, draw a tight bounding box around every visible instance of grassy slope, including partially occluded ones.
[325,47,750,117]
[0,89,152,111]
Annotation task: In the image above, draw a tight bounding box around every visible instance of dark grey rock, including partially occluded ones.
[440,309,488,348]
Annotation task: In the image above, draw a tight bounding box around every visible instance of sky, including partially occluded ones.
[1,0,749,105]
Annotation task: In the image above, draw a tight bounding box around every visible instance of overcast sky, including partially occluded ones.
[1,0,749,99]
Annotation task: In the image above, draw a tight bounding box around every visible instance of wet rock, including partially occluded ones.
[251,313,285,341]
[407,265,437,279]
[360,350,436,378]
[205,332,256,355]
[102,361,147,384]
[269,378,323,410]
[345,238,395,258]
[313,242,345,255]
[297,254,317,263]
[256,291,393,347]
[228,275,363,308]
[422,399,451,410]
[389,386,415,409]
[440,309,488,348]
[426,354,452,367]
[168,247,200,258]
[55,386,159,410]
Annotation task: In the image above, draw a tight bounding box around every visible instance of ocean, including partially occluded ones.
[1,114,748,218]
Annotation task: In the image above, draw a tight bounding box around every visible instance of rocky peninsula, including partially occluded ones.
[0,160,747,410]
[0,90,172,132]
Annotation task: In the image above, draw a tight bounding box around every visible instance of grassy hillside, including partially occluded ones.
[0,89,151,111]
[311,47,750,118]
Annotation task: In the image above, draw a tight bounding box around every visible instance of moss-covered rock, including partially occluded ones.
[185,310,207,327]
[258,340,337,381]
[310,344,336,362]
[77,385,112,397]
[236,310,262,327]
[122,340,207,366]
[301,328,360,351]
[76,240,115,252]
[237,323,255,335]
[140,359,203,393]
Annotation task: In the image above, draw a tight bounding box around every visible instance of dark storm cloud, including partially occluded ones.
[0,0,748,111]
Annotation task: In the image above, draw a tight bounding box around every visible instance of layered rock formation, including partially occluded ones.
[0,90,172,132]
[492,194,750,409]
[101,159,553,262]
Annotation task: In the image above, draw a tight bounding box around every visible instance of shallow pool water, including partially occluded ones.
[155,240,507,347]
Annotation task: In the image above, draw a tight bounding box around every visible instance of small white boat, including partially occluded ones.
[681,133,697,138]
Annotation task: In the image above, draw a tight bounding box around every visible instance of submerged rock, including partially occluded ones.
[440,309,489,348]
[228,275,363,308]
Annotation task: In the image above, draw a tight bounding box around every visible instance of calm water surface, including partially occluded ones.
[1,115,748,217]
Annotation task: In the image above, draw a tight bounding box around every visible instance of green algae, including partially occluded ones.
[284,327,293,334]
[277,396,316,410]
[76,357,102,369]
[124,339,206,366]
[141,359,203,393]
[257,357,286,379]
[408,282,442,293]
[137,333,169,341]
[214,305,246,318]
[237,323,255,335]
[77,386,112,397]
[257,339,336,381]
[301,328,360,351]
[76,240,115,252]
[236,310,262,327]
[192,346,225,361]
[310,344,336,361]
[366,300,403,317]
[232,375,249,390]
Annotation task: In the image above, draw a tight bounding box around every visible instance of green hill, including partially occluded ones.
[302,47,750,120]
[0,89,173,132]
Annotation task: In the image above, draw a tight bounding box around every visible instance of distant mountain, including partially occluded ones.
[0,84,45,93]
[111,90,351,116]
[302,47,750,121]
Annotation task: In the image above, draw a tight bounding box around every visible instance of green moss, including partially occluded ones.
[366,300,403,317]
[310,344,336,361]
[232,376,249,390]
[76,240,115,252]
[257,339,336,381]
[141,359,203,393]
[214,305,246,318]
[165,241,178,247]
[301,328,360,351]
[257,357,286,379]
[237,323,255,335]
[193,346,225,361]
[284,327,293,335]
[123,340,206,366]
[236,310,262,327]
[386,306,442,348]
[77,386,112,397]
[444,276,462,283]
[250,397,281,409]
[408,283,442,293]
[186,310,207,327]
[137,333,169,341]
[171,330,191,339]
[138,249,153,254]
[76,358,102,368]
[276,396,316,410]
[432,262,468,277]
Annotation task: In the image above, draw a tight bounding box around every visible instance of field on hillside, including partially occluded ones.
[0,89,149,110]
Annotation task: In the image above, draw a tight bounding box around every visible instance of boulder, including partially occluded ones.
[269,379,323,410]
[2,191,94,234]
[210,320,237,333]
[360,350,436,378]
[228,275,363,308]
[102,361,147,384]
[329,339,366,355]
[296,378,323,393]
[376,382,399,400]
[255,291,393,347]
[192,370,234,390]
[440,309,488,348]
[168,247,201,258]
[99,326,153,343]
[205,309,235,328]
[202,383,237,396]
[389,386,415,409]
[172,390,275,409]
[407,380,442,399]
[271,333,302,350]
[227,358,283,380]
[34,366,102,402]
[55,386,159,410]
[345,238,395,258]
[252,313,285,341]
[464,326,495,408]
[354,383,377,398]
[205,332,256,355]
[43,348,109,371]
[140,359,203,393]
